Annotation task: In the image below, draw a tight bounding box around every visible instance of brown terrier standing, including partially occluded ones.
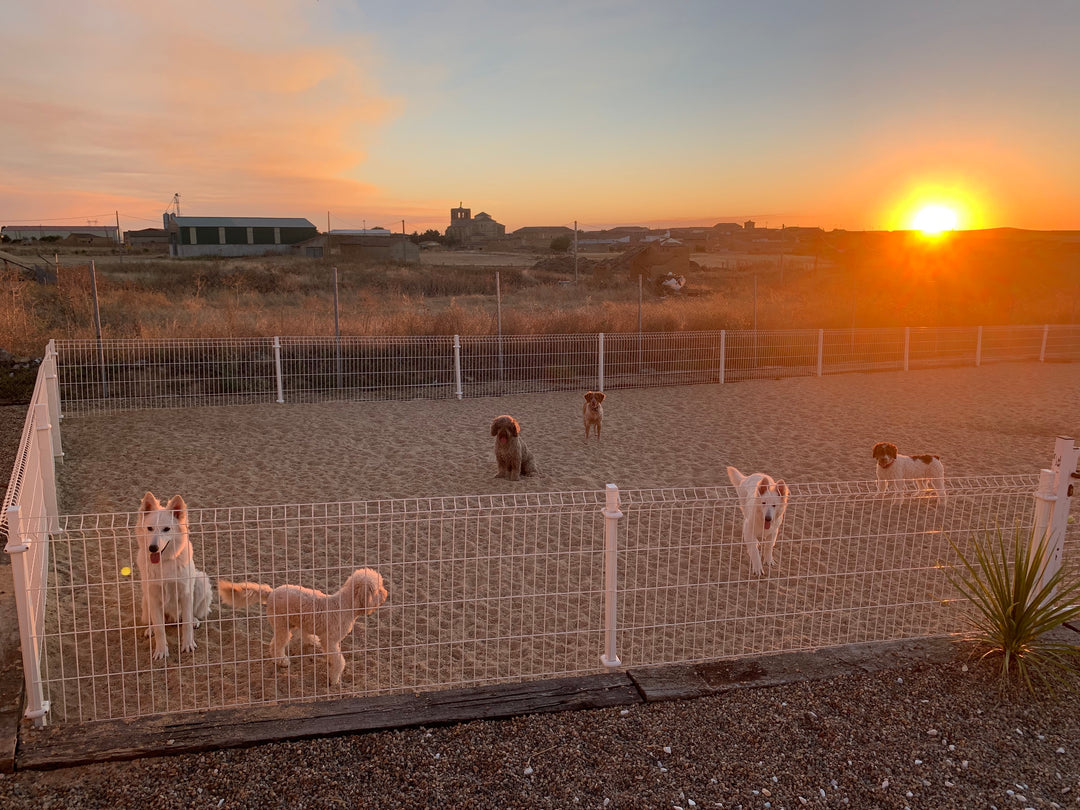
[583,391,605,440]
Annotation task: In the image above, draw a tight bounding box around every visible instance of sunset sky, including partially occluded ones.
[1,1,1077,234]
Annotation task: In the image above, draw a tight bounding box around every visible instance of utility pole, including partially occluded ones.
[115,211,121,247]
[574,220,578,282]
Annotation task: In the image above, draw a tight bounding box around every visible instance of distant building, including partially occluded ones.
[164,214,318,257]
[123,228,170,250]
[512,226,575,249]
[1,224,119,243]
[744,220,756,230]
[445,204,506,244]
[328,229,419,264]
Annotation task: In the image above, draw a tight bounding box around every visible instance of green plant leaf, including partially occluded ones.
[946,525,1080,695]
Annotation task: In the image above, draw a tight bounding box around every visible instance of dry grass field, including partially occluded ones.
[2,231,1078,361]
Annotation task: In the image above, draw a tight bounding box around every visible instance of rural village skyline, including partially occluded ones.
[2,1,1078,235]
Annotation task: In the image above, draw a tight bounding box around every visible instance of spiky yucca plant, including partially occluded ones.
[947,526,1080,695]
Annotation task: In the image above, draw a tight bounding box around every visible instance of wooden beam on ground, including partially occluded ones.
[16,673,639,771]
[14,635,979,772]
[628,637,959,702]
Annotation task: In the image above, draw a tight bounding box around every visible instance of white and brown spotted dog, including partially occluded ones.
[491,414,538,480]
[872,442,946,501]
[583,391,605,440]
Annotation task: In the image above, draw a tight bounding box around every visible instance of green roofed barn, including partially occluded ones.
[164,214,318,257]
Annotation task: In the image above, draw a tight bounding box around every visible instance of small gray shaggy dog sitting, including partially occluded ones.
[491,414,538,480]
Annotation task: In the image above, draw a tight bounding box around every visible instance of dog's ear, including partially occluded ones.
[490,418,501,436]
[165,494,187,523]
[775,480,789,497]
[584,392,592,400]
[757,479,770,497]
[358,569,386,610]
[140,491,159,513]
[871,443,882,458]
[595,392,605,403]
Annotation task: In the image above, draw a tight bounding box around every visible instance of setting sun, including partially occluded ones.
[912,204,959,235]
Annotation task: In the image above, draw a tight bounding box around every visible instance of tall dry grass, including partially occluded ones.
[2,241,1078,357]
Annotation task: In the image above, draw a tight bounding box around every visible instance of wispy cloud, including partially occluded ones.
[0,0,394,222]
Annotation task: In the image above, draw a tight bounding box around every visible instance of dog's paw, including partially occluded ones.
[275,656,291,668]
[152,645,170,660]
[181,639,197,654]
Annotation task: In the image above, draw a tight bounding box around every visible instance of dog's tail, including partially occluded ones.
[217,579,272,609]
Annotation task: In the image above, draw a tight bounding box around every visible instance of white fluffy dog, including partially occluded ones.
[872,442,946,501]
[136,492,213,660]
[726,466,790,577]
[218,568,388,686]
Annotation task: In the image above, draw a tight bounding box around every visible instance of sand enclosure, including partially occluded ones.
[37,362,1080,722]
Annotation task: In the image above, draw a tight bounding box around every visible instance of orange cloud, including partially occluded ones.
[0,0,396,222]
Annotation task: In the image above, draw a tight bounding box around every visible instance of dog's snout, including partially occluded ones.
[148,544,159,553]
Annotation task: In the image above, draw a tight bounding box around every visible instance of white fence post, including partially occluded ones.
[1032,436,1079,594]
[1033,467,1056,581]
[597,332,605,392]
[44,344,63,461]
[1040,324,1049,362]
[904,326,911,372]
[1047,436,1078,589]
[719,329,725,384]
[816,328,824,377]
[453,334,463,400]
[273,337,285,404]
[4,506,50,727]
[34,403,60,534]
[975,326,983,367]
[600,483,622,668]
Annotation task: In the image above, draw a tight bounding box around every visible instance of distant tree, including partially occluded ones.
[410,229,443,244]
[550,235,572,253]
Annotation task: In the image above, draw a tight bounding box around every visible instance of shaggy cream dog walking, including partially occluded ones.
[218,568,388,685]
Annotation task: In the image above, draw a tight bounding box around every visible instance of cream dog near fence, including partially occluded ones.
[218,568,388,685]
[726,466,790,577]
[136,492,213,660]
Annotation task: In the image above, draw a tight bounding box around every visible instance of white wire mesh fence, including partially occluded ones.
[52,325,1080,412]
[20,474,1077,725]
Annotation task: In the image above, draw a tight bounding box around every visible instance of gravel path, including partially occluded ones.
[1,659,1078,809]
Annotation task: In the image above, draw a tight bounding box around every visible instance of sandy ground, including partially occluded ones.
[17,361,1073,725]
[53,361,1080,514]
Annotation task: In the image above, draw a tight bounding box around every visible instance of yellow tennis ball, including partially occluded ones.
[120,566,132,577]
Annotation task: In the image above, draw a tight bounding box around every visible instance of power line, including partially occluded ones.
[0,212,117,223]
